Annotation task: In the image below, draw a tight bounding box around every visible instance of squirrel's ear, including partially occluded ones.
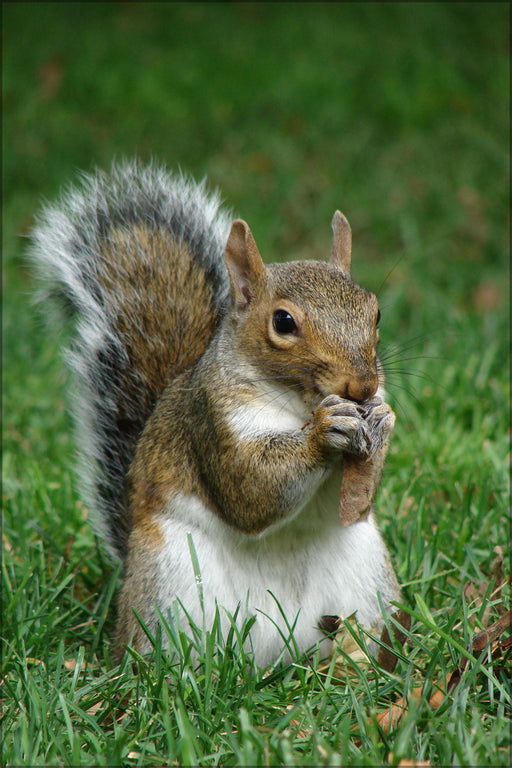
[330,210,352,275]
[225,219,266,311]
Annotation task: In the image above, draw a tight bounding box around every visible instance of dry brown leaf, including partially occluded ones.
[427,689,445,710]
[321,614,374,680]
[375,698,409,732]
[377,609,411,673]
[86,701,104,717]
[491,545,504,583]
[339,457,374,526]
[472,608,511,654]
[64,657,86,672]
[86,691,131,726]
[463,544,508,628]
[288,719,312,739]
[463,579,495,628]
[319,607,411,684]
[285,704,312,739]
[375,679,448,734]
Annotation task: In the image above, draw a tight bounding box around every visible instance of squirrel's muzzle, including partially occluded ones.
[332,374,378,403]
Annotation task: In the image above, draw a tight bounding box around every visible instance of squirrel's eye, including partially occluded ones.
[273,309,297,334]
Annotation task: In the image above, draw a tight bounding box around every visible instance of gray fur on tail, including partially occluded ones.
[29,159,232,560]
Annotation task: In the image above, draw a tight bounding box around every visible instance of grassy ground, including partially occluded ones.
[2,2,510,766]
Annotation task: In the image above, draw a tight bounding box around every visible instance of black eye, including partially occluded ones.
[376,309,381,326]
[273,309,297,334]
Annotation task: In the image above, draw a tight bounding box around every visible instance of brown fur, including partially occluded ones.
[125,247,385,537]
[80,206,395,657]
[32,159,400,662]
[99,225,220,417]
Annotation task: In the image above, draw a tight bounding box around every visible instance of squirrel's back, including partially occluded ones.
[30,160,232,559]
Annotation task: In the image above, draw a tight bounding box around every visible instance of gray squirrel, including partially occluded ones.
[31,160,401,666]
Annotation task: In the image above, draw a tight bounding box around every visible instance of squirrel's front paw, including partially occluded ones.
[312,395,371,456]
[359,395,395,456]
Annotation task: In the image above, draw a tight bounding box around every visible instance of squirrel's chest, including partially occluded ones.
[226,378,311,437]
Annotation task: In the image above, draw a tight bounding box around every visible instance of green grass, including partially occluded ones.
[2,2,510,766]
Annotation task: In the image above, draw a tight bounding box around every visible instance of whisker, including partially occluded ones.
[383,367,438,380]
[375,256,404,297]
[379,334,432,358]
[380,353,445,366]
[387,370,449,397]
[385,382,423,415]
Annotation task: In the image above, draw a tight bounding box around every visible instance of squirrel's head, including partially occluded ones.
[224,213,382,407]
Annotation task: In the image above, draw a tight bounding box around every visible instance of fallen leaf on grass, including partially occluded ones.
[86,689,131,726]
[373,585,511,734]
[471,608,512,653]
[64,657,86,672]
[463,545,507,628]
[377,609,412,673]
[308,545,508,756]
[285,704,312,739]
[374,675,451,735]
[376,698,410,732]
[319,614,374,680]
[319,608,411,683]
[86,700,104,717]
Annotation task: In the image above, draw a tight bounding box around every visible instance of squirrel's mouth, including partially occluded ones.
[313,383,377,411]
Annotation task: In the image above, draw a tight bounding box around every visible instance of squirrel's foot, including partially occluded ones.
[313,395,371,456]
[358,395,395,457]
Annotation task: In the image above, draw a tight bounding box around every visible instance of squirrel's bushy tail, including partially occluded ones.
[30,160,232,559]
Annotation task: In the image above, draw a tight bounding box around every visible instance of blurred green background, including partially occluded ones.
[2,5,510,764]
[3,1,509,518]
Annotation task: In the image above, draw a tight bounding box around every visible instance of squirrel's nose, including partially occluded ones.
[334,376,378,403]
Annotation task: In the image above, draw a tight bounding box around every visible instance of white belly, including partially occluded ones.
[155,473,398,667]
